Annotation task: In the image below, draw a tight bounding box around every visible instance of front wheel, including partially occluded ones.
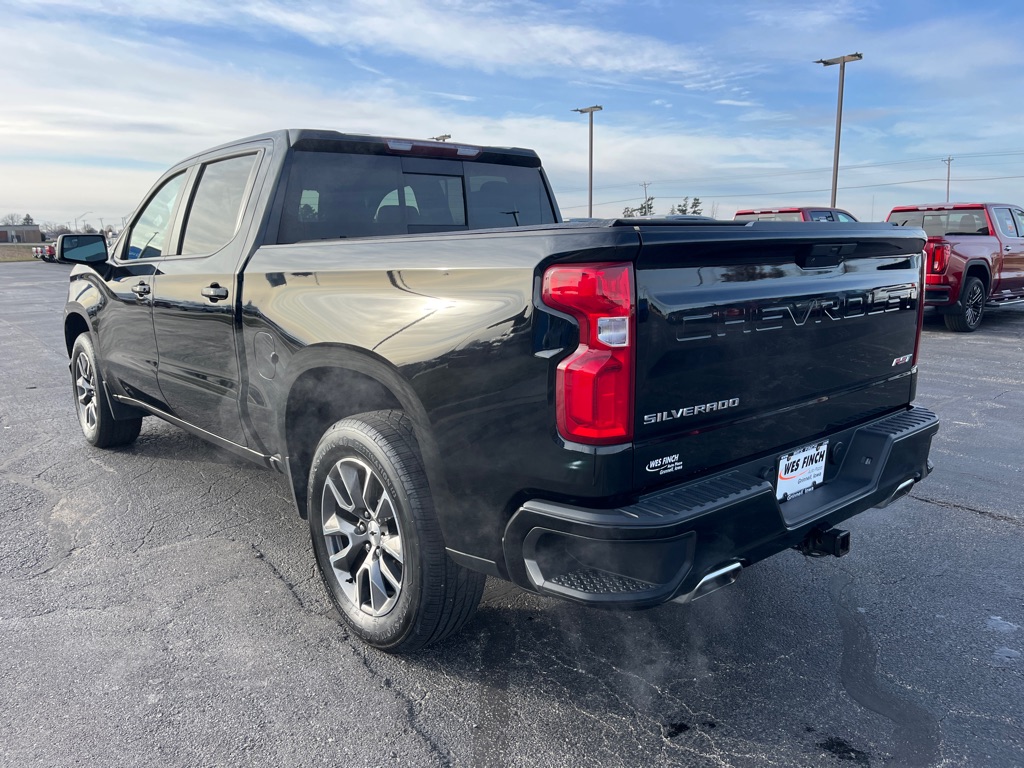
[308,411,484,652]
[70,333,143,447]
[945,276,986,332]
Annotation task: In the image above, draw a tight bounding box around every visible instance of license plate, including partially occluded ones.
[776,440,828,501]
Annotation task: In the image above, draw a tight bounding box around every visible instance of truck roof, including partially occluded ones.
[889,203,1016,210]
[177,128,543,168]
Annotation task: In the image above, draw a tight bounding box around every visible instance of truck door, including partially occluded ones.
[1007,208,1024,293]
[100,171,189,410]
[992,207,1024,293]
[150,150,262,446]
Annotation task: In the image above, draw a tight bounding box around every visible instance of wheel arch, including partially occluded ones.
[63,307,90,356]
[962,260,992,297]
[279,345,446,521]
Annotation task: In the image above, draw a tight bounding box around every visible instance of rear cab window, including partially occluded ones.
[734,211,804,222]
[890,208,989,237]
[277,150,557,244]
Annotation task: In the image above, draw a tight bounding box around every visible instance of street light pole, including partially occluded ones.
[815,53,862,208]
[75,211,93,232]
[573,105,603,217]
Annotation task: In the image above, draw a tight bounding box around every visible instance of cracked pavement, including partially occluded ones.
[1,262,1022,767]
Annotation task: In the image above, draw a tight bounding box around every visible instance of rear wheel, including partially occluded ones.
[70,333,142,447]
[308,410,484,652]
[945,276,985,332]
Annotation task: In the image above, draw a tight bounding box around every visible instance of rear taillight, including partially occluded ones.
[542,263,634,445]
[925,239,950,273]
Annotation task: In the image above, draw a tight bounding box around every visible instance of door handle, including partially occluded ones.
[130,282,151,297]
[201,284,229,301]
[1006,246,1013,252]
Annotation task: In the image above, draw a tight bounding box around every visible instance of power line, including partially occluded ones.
[558,173,1024,211]
[559,149,1024,195]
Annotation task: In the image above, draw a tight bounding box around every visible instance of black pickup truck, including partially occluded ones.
[59,129,938,652]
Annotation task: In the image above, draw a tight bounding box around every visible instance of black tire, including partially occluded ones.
[70,333,143,448]
[944,276,985,332]
[308,410,485,652]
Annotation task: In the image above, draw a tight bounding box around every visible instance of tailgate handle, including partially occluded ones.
[801,242,857,268]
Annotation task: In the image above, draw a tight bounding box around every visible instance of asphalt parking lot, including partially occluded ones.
[1,261,1021,768]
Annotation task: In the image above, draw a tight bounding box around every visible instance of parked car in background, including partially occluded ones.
[887,203,1024,332]
[734,207,858,222]
[32,244,56,262]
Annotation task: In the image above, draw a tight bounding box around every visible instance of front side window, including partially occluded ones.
[836,212,857,222]
[180,154,258,255]
[126,173,186,260]
[1011,209,1024,238]
[993,208,1017,238]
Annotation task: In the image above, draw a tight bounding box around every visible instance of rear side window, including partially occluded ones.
[808,210,835,221]
[181,154,258,255]
[277,151,555,244]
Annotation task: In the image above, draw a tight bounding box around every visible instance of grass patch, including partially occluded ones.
[0,244,40,263]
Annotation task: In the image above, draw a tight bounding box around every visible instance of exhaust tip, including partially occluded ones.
[673,562,742,604]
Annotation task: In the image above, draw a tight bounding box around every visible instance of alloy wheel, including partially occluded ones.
[319,457,405,616]
[75,352,98,432]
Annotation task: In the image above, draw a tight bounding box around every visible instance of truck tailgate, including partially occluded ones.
[631,222,926,492]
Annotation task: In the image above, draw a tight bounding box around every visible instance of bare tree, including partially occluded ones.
[1,213,21,225]
[41,222,71,237]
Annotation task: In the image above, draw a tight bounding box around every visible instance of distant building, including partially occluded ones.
[0,225,43,244]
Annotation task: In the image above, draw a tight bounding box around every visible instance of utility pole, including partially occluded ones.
[573,105,603,217]
[815,53,863,207]
[943,156,954,202]
[639,181,652,215]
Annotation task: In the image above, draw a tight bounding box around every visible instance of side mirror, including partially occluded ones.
[57,233,108,265]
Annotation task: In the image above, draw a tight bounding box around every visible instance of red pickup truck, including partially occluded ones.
[887,203,1024,331]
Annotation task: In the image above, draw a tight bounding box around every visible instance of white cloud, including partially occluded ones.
[11,0,727,86]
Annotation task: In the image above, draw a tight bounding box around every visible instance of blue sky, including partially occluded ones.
[3,0,1023,229]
